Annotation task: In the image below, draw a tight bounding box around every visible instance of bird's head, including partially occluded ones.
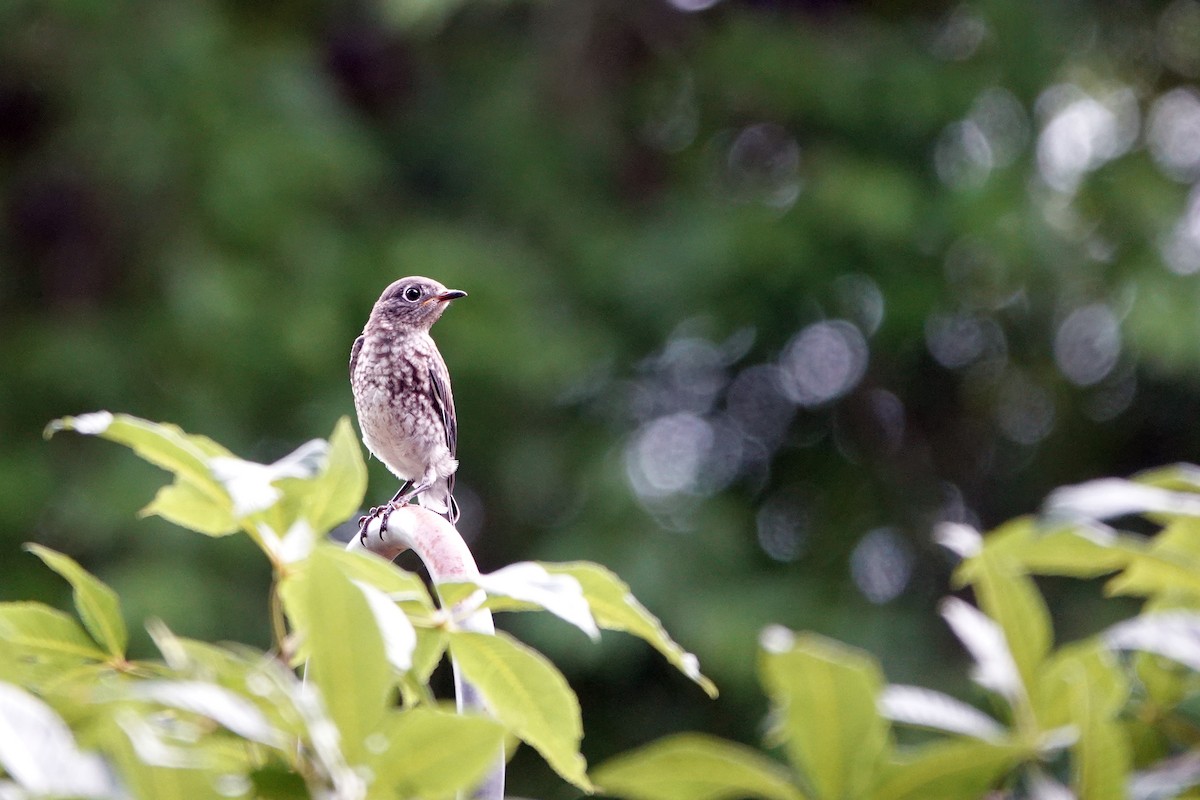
[372,276,467,330]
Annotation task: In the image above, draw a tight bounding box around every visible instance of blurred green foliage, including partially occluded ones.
[5,0,1200,795]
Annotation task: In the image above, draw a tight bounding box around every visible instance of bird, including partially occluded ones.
[350,276,466,534]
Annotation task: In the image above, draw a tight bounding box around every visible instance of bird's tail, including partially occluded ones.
[419,477,460,524]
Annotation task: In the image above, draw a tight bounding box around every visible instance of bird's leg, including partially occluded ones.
[358,481,414,542]
[393,465,437,508]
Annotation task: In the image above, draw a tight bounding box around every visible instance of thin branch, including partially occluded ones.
[347,506,503,800]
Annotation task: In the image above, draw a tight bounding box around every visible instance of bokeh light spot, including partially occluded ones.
[930,4,989,61]
[1148,87,1200,182]
[778,320,869,408]
[925,312,1004,369]
[851,528,913,604]
[1158,0,1200,78]
[1160,185,1200,275]
[934,120,993,189]
[943,237,1013,309]
[721,123,802,210]
[832,273,886,336]
[1053,304,1121,387]
[1036,85,1138,193]
[995,370,1056,445]
[756,491,808,563]
[667,0,723,11]
[626,412,713,499]
[969,87,1029,168]
[642,71,699,154]
[725,364,795,449]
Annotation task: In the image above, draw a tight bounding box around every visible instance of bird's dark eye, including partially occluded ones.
[403,286,422,302]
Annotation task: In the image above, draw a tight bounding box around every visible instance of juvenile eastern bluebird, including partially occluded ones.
[351,276,466,532]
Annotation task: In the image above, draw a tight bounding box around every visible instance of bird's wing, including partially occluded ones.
[428,364,458,457]
[349,334,364,378]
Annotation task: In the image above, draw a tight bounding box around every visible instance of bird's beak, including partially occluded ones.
[436,290,467,302]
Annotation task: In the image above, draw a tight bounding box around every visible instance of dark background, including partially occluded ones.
[3,0,1199,795]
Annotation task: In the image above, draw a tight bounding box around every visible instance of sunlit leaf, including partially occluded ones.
[1134,463,1200,493]
[870,739,1027,800]
[1129,752,1200,800]
[287,416,367,535]
[965,517,1135,579]
[1045,478,1200,520]
[544,561,717,697]
[141,480,238,536]
[404,629,448,701]
[353,580,417,673]
[131,680,283,747]
[0,682,119,798]
[757,626,888,800]
[211,439,326,519]
[146,622,313,746]
[878,685,1005,741]
[939,598,1023,701]
[1059,647,1130,800]
[279,545,432,666]
[1105,518,1200,600]
[365,706,506,798]
[24,544,127,660]
[451,561,599,640]
[99,714,227,800]
[319,547,431,609]
[300,547,392,763]
[45,413,235,535]
[1105,612,1200,671]
[951,544,1050,699]
[593,733,805,800]
[933,522,982,559]
[0,602,108,663]
[447,629,591,791]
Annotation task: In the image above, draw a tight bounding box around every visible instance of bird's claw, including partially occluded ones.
[357,500,409,545]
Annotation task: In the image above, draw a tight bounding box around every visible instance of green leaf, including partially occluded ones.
[355,580,418,673]
[24,544,127,660]
[448,630,591,791]
[46,413,234,535]
[400,629,448,705]
[593,733,806,800]
[954,547,1051,699]
[365,706,506,798]
[147,623,313,747]
[878,685,1004,740]
[543,561,718,697]
[1055,646,1130,800]
[300,547,392,763]
[448,562,599,641]
[130,680,284,747]
[0,602,108,663]
[1105,552,1200,599]
[264,420,367,540]
[142,480,238,536]
[1037,641,1126,732]
[98,716,226,800]
[291,416,367,534]
[1135,462,1200,492]
[870,739,1026,800]
[757,626,889,800]
[0,682,121,798]
[317,547,432,610]
[1105,518,1200,600]
[975,518,1135,579]
[279,545,433,666]
[250,764,310,800]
